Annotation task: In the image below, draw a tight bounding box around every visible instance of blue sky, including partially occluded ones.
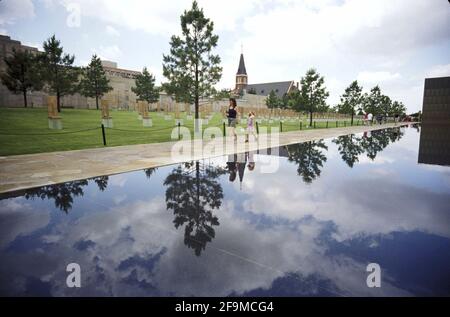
[0,0,449,113]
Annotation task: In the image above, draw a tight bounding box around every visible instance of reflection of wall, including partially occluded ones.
[418,124,450,166]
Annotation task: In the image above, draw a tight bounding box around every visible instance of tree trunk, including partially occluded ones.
[23,89,27,108]
[351,109,354,125]
[57,91,61,113]
[309,110,313,127]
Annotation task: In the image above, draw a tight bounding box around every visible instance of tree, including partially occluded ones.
[338,80,363,124]
[285,140,328,183]
[131,67,159,107]
[0,48,43,107]
[211,88,231,100]
[163,1,222,131]
[363,85,383,115]
[380,94,392,117]
[391,100,406,116]
[79,55,112,110]
[299,69,329,126]
[266,90,279,110]
[40,35,80,112]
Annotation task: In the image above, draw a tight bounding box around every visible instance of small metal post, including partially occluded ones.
[314,121,316,129]
[336,121,338,128]
[178,122,181,140]
[280,121,283,132]
[256,121,259,134]
[223,122,226,137]
[101,124,106,146]
[326,121,328,129]
[344,121,346,127]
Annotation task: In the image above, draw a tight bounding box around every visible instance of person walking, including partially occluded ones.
[226,98,238,142]
[367,112,373,126]
[245,111,257,142]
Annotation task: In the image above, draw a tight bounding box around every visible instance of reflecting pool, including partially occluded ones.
[1,124,449,296]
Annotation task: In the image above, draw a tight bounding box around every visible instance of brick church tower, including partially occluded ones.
[235,52,248,94]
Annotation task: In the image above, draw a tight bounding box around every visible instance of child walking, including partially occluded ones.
[245,111,257,142]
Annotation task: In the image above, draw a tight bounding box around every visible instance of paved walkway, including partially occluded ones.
[0,122,410,193]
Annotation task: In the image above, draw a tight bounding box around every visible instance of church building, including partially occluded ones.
[233,52,298,99]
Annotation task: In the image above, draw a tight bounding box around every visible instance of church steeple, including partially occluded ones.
[235,50,248,94]
[237,53,247,75]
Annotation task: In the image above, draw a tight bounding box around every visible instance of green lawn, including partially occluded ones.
[0,107,359,156]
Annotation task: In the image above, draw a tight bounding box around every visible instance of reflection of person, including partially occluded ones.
[245,111,257,143]
[226,154,237,182]
[226,98,238,141]
[363,113,368,126]
[247,151,255,171]
[237,153,247,190]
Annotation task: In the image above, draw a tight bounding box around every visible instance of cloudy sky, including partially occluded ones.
[0,0,449,112]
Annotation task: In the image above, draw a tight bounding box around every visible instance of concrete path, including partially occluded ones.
[0,122,410,193]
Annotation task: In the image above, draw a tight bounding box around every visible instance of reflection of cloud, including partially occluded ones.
[0,198,50,249]
[109,174,128,187]
[0,194,409,296]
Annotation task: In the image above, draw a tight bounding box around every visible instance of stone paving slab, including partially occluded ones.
[0,122,411,194]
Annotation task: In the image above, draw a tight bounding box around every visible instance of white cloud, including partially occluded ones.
[0,0,35,26]
[105,25,120,37]
[92,44,122,61]
[357,71,401,84]
[426,64,450,78]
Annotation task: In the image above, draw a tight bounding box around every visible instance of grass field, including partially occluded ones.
[0,107,358,156]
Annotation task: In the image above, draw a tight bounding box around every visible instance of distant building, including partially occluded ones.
[233,52,298,99]
[0,35,143,109]
[0,35,47,108]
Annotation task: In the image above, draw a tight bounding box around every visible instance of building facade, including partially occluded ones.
[418,76,450,166]
[0,35,144,110]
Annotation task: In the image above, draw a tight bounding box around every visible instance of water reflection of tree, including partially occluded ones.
[23,176,109,213]
[24,180,89,213]
[286,140,328,183]
[93,176,109,191]
[333,128,405,166]
[333,134,364,168]
[163,161,226,256]
[144,167,158,179]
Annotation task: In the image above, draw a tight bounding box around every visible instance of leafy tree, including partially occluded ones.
[163,1,222,131]
[298,69,329,126]
[39,35,80,112]
[338,80,363,124]
[363,85,383,115]
[79,54,112,110]
[266,90,279,109]
[212,88,231,100]
[131,67,159,107]
[391,100,406,116]
[380,94,392,117]
[1,48,43,108]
